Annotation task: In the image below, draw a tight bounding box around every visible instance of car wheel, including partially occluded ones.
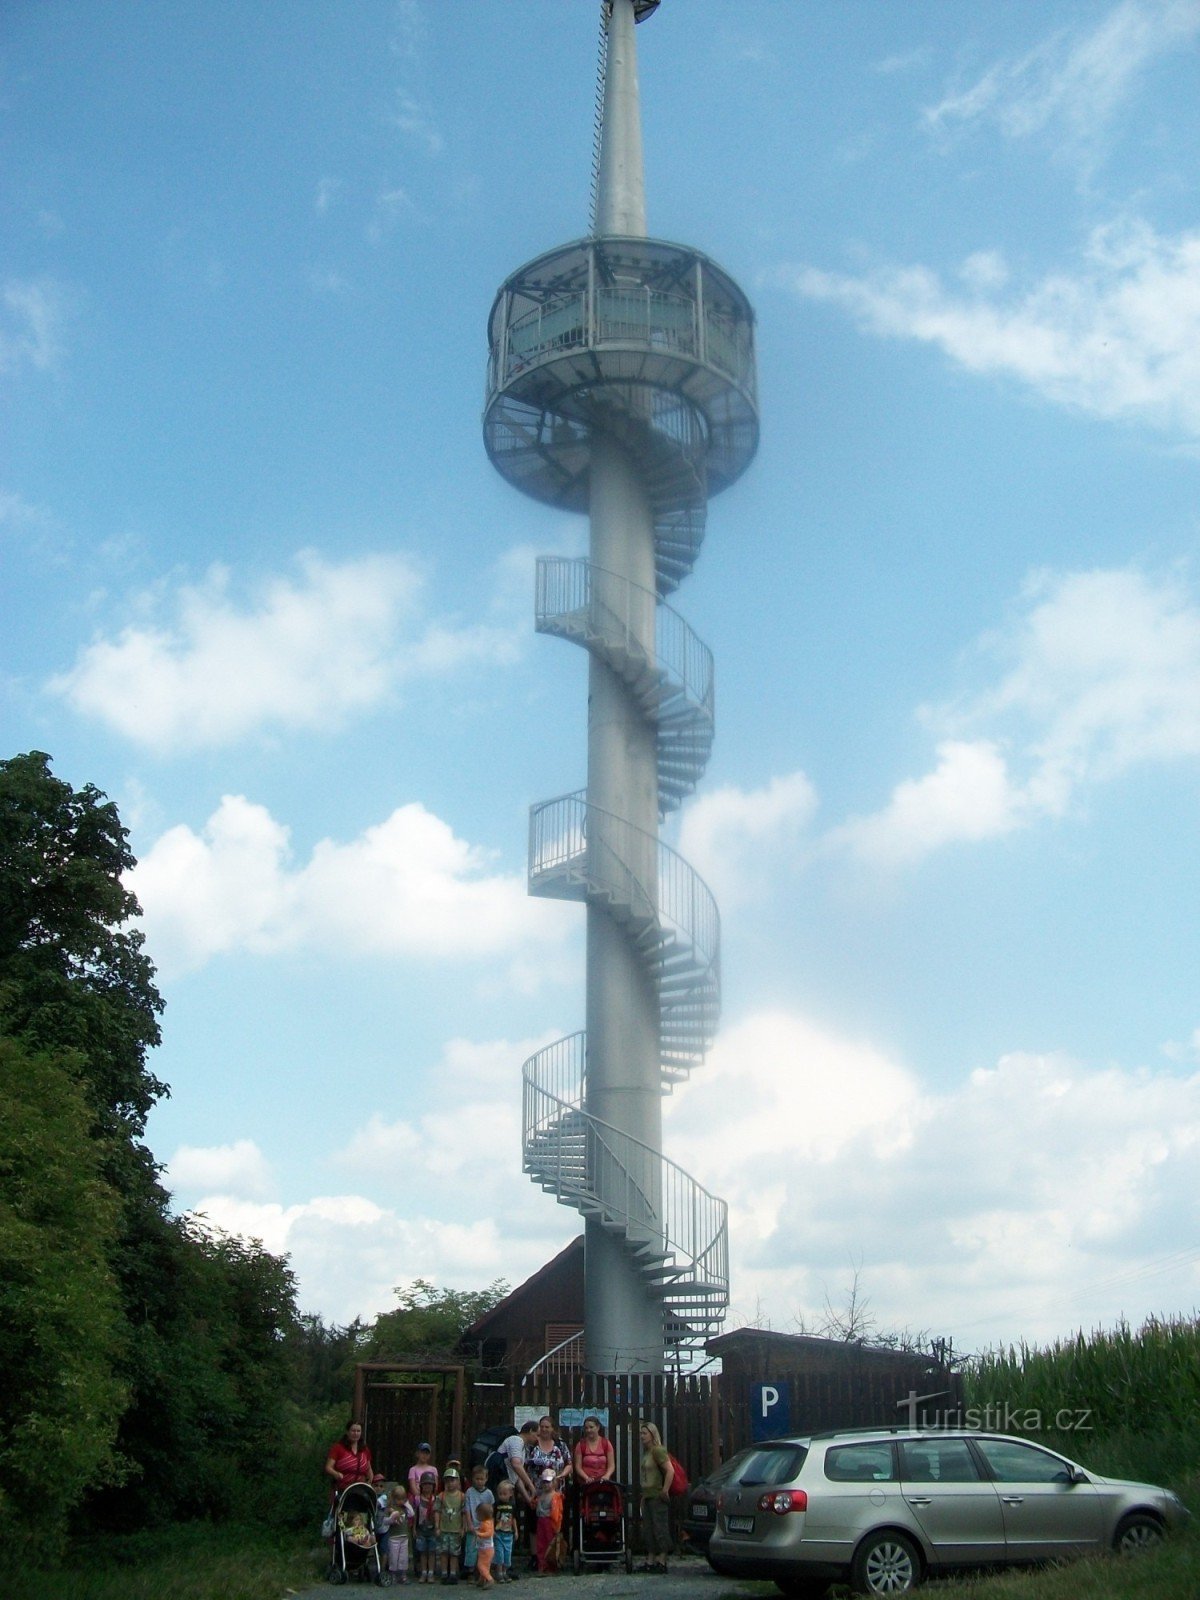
[1114,1513,1165,1555]
[850,1530,921,1595]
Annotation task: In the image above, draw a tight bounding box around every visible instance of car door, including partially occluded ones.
[971,1437,1104,1561]
[897,1438,1005,1566]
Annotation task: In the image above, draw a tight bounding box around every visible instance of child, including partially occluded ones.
[534,1468,563,1574]
[465,1464,495,1589]
[415,1471,440,1584]
[409,1442,440,1500]
[374,1474,391,1567]
[387,1482,415,1584]
[436,1464,466,1585]
[492,1479,517,1584]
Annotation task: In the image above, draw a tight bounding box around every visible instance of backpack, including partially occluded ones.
[483,1446,508,1492]
[666,1452,689,1497]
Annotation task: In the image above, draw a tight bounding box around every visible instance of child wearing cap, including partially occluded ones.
[534,1468,563,1573]
[409,1442,440,1500]
[415,1471,440,1583]
[436,1465,466,1584]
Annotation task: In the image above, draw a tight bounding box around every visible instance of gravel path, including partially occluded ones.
[286,1551,769,1599]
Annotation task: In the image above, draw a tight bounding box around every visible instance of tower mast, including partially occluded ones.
[484,0,758,1373]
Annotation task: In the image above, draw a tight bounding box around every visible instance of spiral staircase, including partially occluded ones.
[483,2,758,1365]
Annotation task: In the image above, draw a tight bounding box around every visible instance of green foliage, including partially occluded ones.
[0,751,305,1543]
[90,1216,301,1529]
[0,1035,127,1553]
[273,1398,349,1529]
[965,1314,1200,1438]
[289,1312,366,1410]
[363,1277,510,1360]
[0,750,165,1139]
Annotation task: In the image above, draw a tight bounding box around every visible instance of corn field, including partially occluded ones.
[964,1314,1200,1440]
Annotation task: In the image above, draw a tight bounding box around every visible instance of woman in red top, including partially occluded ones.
[572,1415,614,1484]
[325,1420,374,1503]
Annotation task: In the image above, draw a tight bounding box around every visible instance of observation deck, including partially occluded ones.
[484,236,759,524]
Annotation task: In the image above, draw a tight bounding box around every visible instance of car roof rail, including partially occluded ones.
[807,1423,967,1441]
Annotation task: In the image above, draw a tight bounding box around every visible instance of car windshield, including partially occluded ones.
[736,1444,808,1487]
[701,1449,755,1490]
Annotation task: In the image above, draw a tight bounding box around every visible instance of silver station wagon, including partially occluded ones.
[708,1428,1190,1596]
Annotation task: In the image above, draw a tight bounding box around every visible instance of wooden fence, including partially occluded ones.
[358,1361,962,1488]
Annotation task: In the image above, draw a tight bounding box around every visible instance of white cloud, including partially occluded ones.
[314,177,341,214]
[172,1034,576,1322]
[780,219,1200,439]
[0,278,67,375]
[367,186,414,243]
[129,794,575,978]
[390,93,443,156]
[829,565,1200,868]
[831,739,1024,866]
[678,772,818,903]
[1162,1026,1200,1063]
[190,1011,1200,1343]
[970,566,1200,807]
[168,1138,275,1199]
[309,267,349,295]
[49,549,524,752]
[923,0,1200,145]
[668,1008,1200,1348]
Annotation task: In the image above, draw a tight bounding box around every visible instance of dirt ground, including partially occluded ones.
[287,1548,768,1599]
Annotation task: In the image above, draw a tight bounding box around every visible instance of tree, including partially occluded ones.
[289,1314,367,1411]
[0,750,165,1139]
[0,1036,127,1554]
[0,752,305,1536]
[90,1217,301,1528]
[363,1279,510,1360]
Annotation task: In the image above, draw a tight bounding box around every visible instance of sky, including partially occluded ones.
[4,0,1200,1360]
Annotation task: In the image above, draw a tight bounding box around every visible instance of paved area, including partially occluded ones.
[287,1551,770,1599]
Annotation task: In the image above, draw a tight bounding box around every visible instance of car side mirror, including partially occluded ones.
[1065,1467,1088,1486]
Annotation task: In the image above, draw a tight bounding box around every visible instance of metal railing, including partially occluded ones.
[535,557,714,725]
[492,250,756,399]
[521,1035,729,1303]
[528,791,720,990]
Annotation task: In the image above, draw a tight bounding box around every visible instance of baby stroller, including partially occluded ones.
[327,1479,391,1586]
[571,1480,633,1574]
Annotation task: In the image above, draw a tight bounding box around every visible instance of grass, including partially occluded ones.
[0,1523,322,1600]
[920,1531,1199,1600]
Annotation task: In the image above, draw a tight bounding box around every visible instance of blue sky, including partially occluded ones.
[4,0,1200,1355]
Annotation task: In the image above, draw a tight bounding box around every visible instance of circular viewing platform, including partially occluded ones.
[483,236,759,512]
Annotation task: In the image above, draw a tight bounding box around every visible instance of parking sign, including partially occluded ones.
[751,1380,791,1440]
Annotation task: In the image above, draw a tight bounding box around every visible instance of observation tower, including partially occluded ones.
[483,0,758,1372]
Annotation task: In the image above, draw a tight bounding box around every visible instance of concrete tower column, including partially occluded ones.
[485,0,754,1381]
[584,0,664,1373]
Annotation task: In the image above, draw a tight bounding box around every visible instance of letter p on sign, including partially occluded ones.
[750,1380,791,1440]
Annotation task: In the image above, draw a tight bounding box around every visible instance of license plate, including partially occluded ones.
[726,1516,755,1533]
[691,1505,710,1520]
